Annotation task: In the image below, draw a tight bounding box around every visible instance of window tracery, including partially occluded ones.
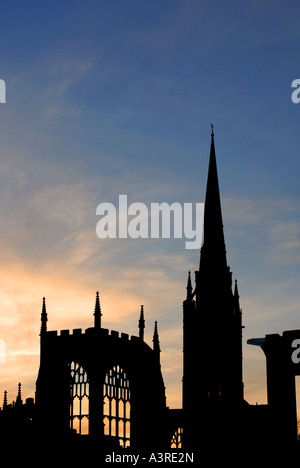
[171,426,183,448]
[69,361,89,435]
[103,365,130,448]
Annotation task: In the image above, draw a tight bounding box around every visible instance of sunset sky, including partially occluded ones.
[1,1,300,411]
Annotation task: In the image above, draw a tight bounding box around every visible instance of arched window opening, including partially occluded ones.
[171,427,183,448]
[103,365,130,448]
[69,361,89,435]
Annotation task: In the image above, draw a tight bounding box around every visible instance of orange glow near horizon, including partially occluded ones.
[0,255,269,413]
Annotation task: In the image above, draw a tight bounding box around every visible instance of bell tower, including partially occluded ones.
[183,128,244,448]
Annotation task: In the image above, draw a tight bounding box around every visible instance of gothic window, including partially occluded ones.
[171,427,183,448]
[69,361,89,435]
[103,365,130,448]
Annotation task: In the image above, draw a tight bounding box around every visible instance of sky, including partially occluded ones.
[1,0,300,411]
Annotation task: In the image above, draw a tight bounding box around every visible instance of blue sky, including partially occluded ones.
[1,0,300,409]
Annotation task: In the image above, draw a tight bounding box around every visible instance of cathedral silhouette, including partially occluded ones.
[1,129,300,460]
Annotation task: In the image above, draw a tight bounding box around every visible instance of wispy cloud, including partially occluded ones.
[223,194,300,263]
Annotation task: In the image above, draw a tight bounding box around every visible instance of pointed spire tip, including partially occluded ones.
[186,270,193,299]
[139,304,145,340]
[40,296,48,335]
[153,321,160,354]
[94,290,102,328]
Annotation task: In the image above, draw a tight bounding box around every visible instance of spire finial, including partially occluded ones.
[3,390,7,409]
[186,271,193,299]
[211,123,214,136]
[16,383,22,407]
[138,305,145,340]
[94,291,102,328]
[40,297,47,336]
[234,279,239,298]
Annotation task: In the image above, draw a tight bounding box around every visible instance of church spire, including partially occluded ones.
[183,128,244,448]
[93,291,102,328]
[40,297,47,336]
[199,126,227,273]
[138,305,145,340]
[196,127,231,309]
